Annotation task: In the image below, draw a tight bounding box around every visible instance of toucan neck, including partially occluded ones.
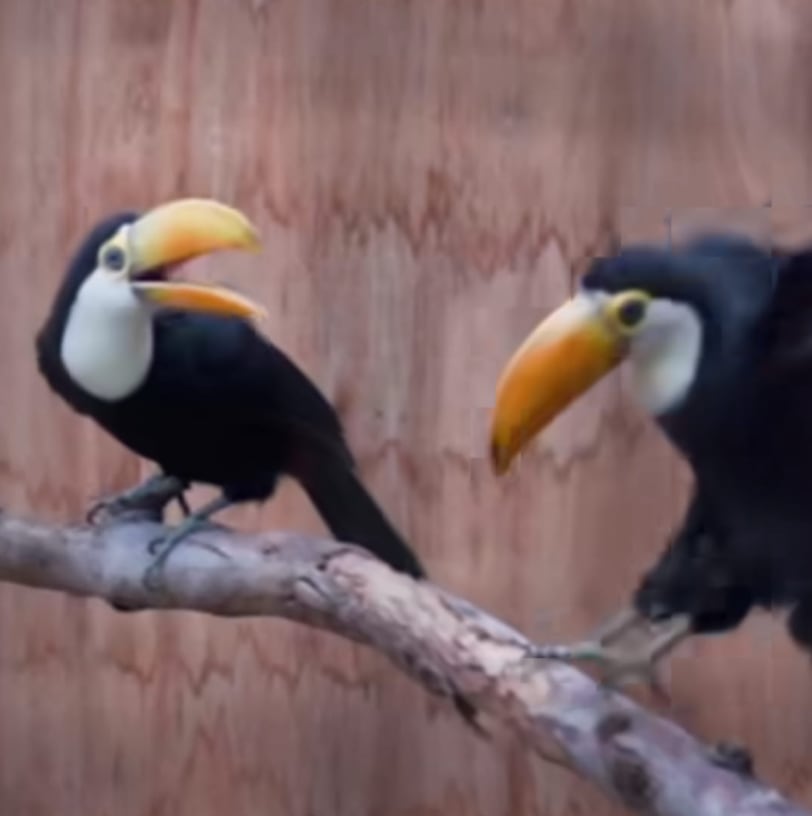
[60,276,154,402]
[626,298,704,417]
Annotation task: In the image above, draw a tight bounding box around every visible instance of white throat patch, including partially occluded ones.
[626,298,702,416]
[60,269,154,401]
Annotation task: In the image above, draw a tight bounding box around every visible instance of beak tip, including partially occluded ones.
[245,228,262,253]
[226,215,261,254]
[489,436,513,476]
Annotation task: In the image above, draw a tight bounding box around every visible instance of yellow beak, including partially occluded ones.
[489,294,626,474]
[127,198,266,320]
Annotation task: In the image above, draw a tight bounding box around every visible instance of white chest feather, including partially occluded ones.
[60,272,154,401]
[627,299,703,416]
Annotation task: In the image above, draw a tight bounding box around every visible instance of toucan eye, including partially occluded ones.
[100,245,127,272]
[609,291,650,332]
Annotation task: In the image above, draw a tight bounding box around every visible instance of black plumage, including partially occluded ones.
[585,234,812,653]
[36,212,425,580]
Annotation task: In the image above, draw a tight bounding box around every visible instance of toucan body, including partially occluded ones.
[490,233,812,675]
[36,200,425,582]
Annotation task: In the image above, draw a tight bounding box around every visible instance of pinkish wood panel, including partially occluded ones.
[1,1,812,813]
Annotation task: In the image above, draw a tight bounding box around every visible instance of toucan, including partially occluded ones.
[489,232,812,682]
[35,198,426,588]
[35,197,484,732]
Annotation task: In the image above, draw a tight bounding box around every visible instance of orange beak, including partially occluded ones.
[489,295,626,474]
[127,198,266,320]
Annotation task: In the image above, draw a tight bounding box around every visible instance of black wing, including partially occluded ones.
[758,248,812,379]
[751,247,812,462]
[758,244,812,408]
[150,313,426,579]
[149,311,355,467]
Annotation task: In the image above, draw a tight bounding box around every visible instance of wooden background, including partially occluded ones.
[2,0,812,813]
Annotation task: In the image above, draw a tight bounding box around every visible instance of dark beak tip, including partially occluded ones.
[489,441,510,476]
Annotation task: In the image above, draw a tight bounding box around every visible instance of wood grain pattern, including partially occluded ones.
[2,1,812,813]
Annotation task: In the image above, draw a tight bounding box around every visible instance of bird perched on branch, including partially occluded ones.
[34,197,482,733]
[489,231,812,684]
[35,198,426,590]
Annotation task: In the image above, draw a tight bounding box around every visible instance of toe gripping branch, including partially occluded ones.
[527,607,692,696]
[86,473,189,525]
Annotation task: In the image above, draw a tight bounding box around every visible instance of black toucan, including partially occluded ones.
[36,198,425,587]
[489,232,812,681]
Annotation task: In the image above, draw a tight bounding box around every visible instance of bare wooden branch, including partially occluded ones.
[0,507,806,816]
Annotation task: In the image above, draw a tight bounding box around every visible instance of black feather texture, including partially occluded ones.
[36,213,425,579]
[588,234,812,654]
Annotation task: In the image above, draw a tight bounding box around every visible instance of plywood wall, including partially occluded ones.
[2,1,812,813]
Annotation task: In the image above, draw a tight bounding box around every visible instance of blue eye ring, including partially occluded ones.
[617,297,647,328]
[100,245,127,272]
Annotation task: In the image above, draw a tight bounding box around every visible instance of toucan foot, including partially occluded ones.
[86,494,134,524]
[87,474,187,524]
[142,494,233,592]
[529,640,667,698]
[147,535,166,557]
[143,534,180,591]
[143,562,168,593]
[527,610,690,698]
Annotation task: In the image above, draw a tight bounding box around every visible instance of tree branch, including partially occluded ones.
[0,507,806,816]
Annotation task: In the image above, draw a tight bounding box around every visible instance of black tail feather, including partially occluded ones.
[297,455,426,579]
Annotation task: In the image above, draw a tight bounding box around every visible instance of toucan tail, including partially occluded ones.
[297,454,425,579]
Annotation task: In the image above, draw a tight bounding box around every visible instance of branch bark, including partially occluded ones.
[0,507,806,816]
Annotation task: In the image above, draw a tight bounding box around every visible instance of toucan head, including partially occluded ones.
[45,198,266,402]
[489,233,777,474]
[59,197,265,323]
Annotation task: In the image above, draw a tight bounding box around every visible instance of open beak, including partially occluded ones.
[127,198,266,320]
[489,294,627,474]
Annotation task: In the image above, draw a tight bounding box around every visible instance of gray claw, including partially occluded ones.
[143,563,167,593]
[86,497,120,524]
[86,475,188,525]
[528,612,691,698]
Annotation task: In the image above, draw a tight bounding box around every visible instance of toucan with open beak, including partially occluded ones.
[36,198,426,589]
[490,233,812,682]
